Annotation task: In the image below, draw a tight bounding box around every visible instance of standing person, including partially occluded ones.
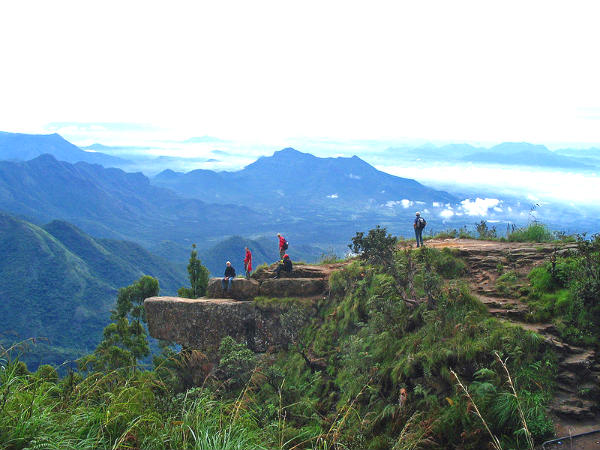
[277,233,288,260]
[274,254,293,278]
[244,247,253,279]
[221,261,236,291]
[414,212,426,248]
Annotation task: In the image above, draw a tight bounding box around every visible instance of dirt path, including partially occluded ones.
[423,239,599,438]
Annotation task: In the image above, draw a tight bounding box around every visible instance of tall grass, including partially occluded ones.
[506,223,554,242]
[0,355,265,450]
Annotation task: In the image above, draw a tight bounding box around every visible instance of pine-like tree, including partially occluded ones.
[178,244,210,298]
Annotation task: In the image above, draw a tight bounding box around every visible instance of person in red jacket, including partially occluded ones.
[277,233,288,259]
[244,246,253,279]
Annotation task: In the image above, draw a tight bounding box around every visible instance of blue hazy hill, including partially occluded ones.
[153,147,457,211]
[0,131,129,167]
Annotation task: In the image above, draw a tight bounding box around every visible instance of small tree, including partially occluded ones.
[218,336,256,387]
[115,275,160,324]
[349,226,397,267]
[178,244,210,298]
[80,275,159,372]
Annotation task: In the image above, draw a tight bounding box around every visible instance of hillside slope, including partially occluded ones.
[146,238,599,446]
[0,212,185,368]
[0,154,267,248]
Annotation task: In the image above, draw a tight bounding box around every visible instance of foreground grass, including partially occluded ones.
[0,361,265,450]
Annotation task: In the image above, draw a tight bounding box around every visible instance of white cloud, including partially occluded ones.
[327,193,339,199]
[401,199,413,208]
[432,202,442,207]
[440,209,455,219]
[347,173,361,180]
[383,164,600,206]
[460,198,501,216]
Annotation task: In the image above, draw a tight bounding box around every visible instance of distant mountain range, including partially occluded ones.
[0,154,268,248]
[0,131,129,167]
[153,147,457,211]
[0,136,461,267]
[0,211,185,369]
[386,142,599,169]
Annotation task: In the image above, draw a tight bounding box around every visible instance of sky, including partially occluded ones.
[1,1,600,148]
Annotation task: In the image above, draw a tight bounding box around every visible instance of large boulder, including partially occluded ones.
[205,278,259,300]
[259,278,327,298]
[252,263,345,281]
[144,296,317,358]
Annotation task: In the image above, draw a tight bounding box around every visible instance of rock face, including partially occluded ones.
[205,278,259,300]
[259,278,327,297]
[145,296,316,358]
[251,263,343,281]
[145,264,341,357]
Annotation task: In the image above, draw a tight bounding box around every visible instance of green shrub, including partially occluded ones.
[35,364,58,383]
[349,226,397,266]
[496,271,519,296]
[507,223,554,242]
[218,336,256,387]
[430,247,467,279]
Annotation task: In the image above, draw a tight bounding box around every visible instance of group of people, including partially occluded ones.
[221,233,293,292]
[221,214,426,292]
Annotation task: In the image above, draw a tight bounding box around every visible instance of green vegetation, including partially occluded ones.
[427,221,576,244]
[1,228,565,449]
[178,244,210,298]
[506,223,554,243]
[0,212,184,370]
[523,235,600,346]
[80,276,159,373]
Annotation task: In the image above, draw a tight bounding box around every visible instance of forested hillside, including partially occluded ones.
[0,211,185,368]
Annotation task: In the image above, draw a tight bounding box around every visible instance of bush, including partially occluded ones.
[507,224,554,242]
[430,248,467,279]
[349,226,397,266]
[218,336,256,387]
[35,364,58,383]
[476,220,498,240]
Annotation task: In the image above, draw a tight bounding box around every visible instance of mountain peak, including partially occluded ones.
[490,142,550,154]
[273,147,308,157]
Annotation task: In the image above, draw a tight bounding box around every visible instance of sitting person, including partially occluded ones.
[222,261,236,291]
[274,254,293,278]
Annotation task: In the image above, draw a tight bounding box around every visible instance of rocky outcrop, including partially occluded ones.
[205,278,259,300]
[251,263,344,281]
[259,278,327,298]
[144,264,342,358]
[144,296,316,358]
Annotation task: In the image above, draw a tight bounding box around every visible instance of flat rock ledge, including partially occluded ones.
[145,296,317,357]
[205,278,260,300]
[205,277,328,300]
